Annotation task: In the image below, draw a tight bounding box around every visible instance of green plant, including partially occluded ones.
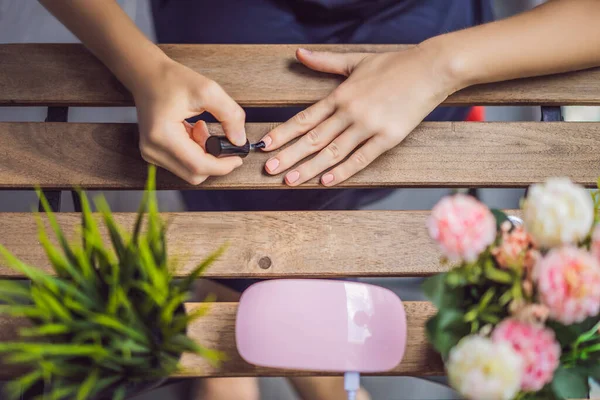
[0,166,224,400]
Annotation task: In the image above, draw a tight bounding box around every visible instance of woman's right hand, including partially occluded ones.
[133,59,246,185]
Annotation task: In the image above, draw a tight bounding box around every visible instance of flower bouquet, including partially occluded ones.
[424,178,600,400]
[0,166,223,400]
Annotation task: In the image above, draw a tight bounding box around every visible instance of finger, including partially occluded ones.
[201,81,247,146]
[282,124,369,186]
[189,121,211,150]
[321,135,391,186]
[265,113,350,175]
[141,143,208,186]
[296,48,368,77]
[165,135,243,177]
[261,97,336,151]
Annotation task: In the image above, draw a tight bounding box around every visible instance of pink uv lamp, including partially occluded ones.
[235,279,407,373]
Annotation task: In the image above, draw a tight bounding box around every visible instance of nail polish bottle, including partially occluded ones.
[206,136,265,158]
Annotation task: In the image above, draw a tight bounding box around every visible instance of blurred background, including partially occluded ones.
[1,0,599,399]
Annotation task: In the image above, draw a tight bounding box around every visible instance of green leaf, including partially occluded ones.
[171,295,216,333]
[94,197,127,261]
[49,385,78,400]
[36,189,78,266]
[35,214,86,286]
[422,273,461,309]
[0,305,45,318]
[426,309,469,359]
[89,314,148,345]
[4,370,43,400]
[552,366,589,399]
[95,375,122,394]
[0,245,58,293]
[483,260,513,284]
[112,384,127,400]
[178,244,227,292]
[0,280,30,299]
[491,209,509,230]
[31,286,72,321]
[19,323,70,337]
[76,368,99,400]
[0,343,107,357]
[160,291,189,326]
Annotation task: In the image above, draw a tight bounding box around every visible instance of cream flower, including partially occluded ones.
[447,335,523,400]
[523,178,594,248]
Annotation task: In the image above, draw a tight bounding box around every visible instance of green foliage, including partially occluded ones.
[423,211,524,358]
[551,367,589,399]
[0,166,224,400]
[593,179,600,223]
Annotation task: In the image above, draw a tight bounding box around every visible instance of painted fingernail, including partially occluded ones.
[265,158,279,173]
[286,170,300,184]
[322,173,334,185]
[262,135,273,149]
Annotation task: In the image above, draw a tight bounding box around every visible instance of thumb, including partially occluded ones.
[201,80,247,146]
[296,48,367,77]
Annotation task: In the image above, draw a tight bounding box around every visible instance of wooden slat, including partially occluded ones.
[0,121,598,189]
[0,302,443,379]
[0,211,449,278]
[1,44,600,107]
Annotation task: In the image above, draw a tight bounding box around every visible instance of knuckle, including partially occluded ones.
[330,87,347,104]
[143,130,163,147]
[139,142,157,163]
[293,109,310,124]
[232,106,246,121]
[187,162,206,178]
[201,79,221,97]
[351,150,369,167]
[187,175,207,186]
[324,142,341,160]
[140,148,154,164]
[306,128,320,145]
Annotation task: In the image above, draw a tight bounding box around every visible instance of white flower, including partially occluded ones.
[523,178,594,248]
[447,336,523,400]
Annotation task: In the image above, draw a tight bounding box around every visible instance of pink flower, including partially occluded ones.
[592,224,600,264]
[534,247,600,325]
[492,319,561,392]
[427,194,497,262]
[492,225,534,270]
[510,302,550,325]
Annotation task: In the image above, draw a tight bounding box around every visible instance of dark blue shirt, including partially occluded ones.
[149,0,494,211]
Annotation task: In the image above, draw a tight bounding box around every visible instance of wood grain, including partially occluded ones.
[0,302,443,379]
[0,210,459,278]
[1,44,600,106]
[0,122,598,189]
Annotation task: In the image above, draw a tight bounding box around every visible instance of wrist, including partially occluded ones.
[117,45,174,97]
[419,33,478,95]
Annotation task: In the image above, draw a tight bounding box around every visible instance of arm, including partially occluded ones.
[434,0,600,91]
[263,0,600,187]
[39,0,247,184]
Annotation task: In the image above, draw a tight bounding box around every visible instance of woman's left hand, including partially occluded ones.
[260,44,461,186]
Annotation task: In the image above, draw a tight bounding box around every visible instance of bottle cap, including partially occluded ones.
[206,136,251,158]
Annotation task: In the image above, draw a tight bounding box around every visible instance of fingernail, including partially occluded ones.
[322,173,334,185]
[262,135,273,149]
[286,170,300,184]
[265,158,279,173]
[299,48,312,55]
